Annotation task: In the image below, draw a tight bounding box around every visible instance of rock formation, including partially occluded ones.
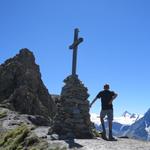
[49,75,93,139]
[0,49,55,120]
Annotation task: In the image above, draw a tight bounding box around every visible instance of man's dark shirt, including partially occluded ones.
[96,90,115,110]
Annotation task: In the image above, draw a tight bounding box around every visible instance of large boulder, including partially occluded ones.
[0,49,55,120]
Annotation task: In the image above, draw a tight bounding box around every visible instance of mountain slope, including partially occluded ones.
[125,108,150,141]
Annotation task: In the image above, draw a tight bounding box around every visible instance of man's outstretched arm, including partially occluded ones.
[90,97,98,107]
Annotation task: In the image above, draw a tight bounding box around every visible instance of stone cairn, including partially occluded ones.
[49,28,93,139]
[49,75,93,139]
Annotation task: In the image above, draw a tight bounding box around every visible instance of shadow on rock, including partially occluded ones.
[65,138,83,149]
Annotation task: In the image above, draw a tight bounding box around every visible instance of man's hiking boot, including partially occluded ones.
[101,132,108,140]
[109,130,117,141]
[109,136,117,141]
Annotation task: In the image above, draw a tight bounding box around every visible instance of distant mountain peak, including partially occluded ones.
[130,113,136,118]
[130,113,140,119]
[122,111,131,117]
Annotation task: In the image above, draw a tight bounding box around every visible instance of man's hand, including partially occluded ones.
[109,93,118,105]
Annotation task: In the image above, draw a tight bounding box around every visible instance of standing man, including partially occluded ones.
[90,84,118,140]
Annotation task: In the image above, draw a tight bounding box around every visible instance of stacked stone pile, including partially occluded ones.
[50,75,93,139]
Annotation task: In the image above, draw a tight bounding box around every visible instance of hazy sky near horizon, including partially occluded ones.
[0,0,150,116]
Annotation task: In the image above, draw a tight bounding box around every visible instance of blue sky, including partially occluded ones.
[0,0,150,116]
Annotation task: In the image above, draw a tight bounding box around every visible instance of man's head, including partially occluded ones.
[103,84,110,90]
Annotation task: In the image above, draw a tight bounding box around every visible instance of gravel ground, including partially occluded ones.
[47,138,150,150]
[33,126,150,150]
[74,138,150,150]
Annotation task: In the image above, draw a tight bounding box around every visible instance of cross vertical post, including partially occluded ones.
[69,28,83,76]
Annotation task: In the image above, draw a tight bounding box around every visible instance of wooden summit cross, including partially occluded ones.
[69,28,83,76]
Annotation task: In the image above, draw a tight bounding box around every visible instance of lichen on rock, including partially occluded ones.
[0,110,7,119]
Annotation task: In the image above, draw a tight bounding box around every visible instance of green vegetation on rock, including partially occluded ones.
[0,124,29,150]
[0,124,49,150]
[0,124,67,150]
[48,147,67,150]
[0,111,7,119]
[92,128,102,138]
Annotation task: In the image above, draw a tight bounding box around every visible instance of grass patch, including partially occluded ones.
[0,111,7,119]
[48,147,67,150]
[0,124,29,150]
[0,123,67,150]
[0,124,54,150]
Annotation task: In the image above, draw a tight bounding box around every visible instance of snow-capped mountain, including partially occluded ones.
[90,110,144,139]
[122,111,132,118]
[91,109,150,141]
[90,113,101,126]
[114,111,142,125]
[90,110,142,126]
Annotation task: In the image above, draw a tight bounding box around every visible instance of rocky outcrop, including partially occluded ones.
[49,75,93,139]
[0,107,67,150]
[0,49,55,120]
